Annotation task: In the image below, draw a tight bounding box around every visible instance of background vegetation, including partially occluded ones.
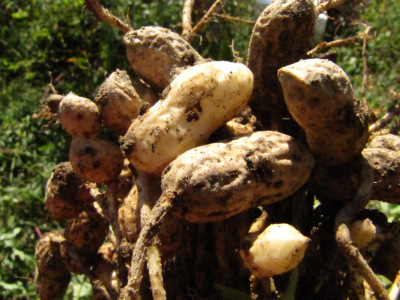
[0,0,399,298]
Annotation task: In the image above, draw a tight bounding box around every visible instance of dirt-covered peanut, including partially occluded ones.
[241,223,310,278]
[278,59,369,163]
[363,147,400,204]
[247,0,315,129]
[46,94,64,114]
[124,26,204,91]
[95,69,146,135]
[35,273,71,300]
[61,208,108,273]
[35,231,70,279]
[69,138,124,183]
[58,92,102,138]
[64,209,108,256]
[122,61,254,175]
[161,131,314,223]
[44,162,96,221]
[368,133,400,151]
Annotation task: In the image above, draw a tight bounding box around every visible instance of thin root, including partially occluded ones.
[334,159,389,300]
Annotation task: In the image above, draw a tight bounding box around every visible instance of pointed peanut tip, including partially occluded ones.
[242,223,310,278]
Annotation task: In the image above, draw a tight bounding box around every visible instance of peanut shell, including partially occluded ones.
[161,131,314,223]
[44,162,96,221]
[278,58,369,163]
[58,92,102,139]
[124,26,204,91]
[247,0,316,129]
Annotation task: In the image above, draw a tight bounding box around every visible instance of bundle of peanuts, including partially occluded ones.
[35,1,400,299]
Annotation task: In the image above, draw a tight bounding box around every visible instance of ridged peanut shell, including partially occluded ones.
[122,61,254,175]
[363,147,400,204]
[124,26,204,91]
[161,131,314,223]
[278,59,369,163]
[44,162,96,221]
[95,70,145,135]
[247,0,316,128]
[369,134,400,151]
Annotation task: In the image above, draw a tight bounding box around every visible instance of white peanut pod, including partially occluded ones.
[122,61,254,175]
[241,223,310,278]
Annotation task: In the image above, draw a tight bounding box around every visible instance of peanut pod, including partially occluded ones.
[124,26,204,91]
[122,61,254,175]
[247,0,316,129]
[278,58,369,163]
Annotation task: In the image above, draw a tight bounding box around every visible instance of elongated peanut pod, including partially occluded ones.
[124,26,204,91]
[247,0,316,129]
[162,131,314,223]
[122,61,254,175]
[278,58,369,163]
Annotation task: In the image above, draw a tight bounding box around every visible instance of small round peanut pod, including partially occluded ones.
[69,138,124,183]
[278,58,369,163]
[161,131,314,223]
[241,223,310,278]
[121,61,254,175]
[95,69,145,135]
[124,26,204,91]
[363,147,400,204]
[58,92,102,139]
[350,218,377,250]
[44,162,96,221]
[118,184,140,242]
[35,231,70,279]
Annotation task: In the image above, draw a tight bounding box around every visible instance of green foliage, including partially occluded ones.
[334,0,400,109]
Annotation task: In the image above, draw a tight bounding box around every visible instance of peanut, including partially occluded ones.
[247,0,316,129]
[124,26,204,91]
[122,61,254,175]
[161,131,314,223]
[58,92,102,139]
[95,69,146,135]
[278,58,369,163]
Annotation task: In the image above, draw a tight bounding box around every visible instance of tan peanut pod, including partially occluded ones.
[61,208,108,274]
[44,162,96,221]
[95,70,147,135]
[69,138,124,183]
[241,223,310,278]
[64,209,108,257]
[118,184,141,242]
[35,231,70,279]
[278,58,369,163]
[161,131,314,223]
[121,61,254,175]
[124,26,204,91]
[58,92,102,139]
[363,147,400,204]
[247,0,316,129]
[368,133,400,151]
